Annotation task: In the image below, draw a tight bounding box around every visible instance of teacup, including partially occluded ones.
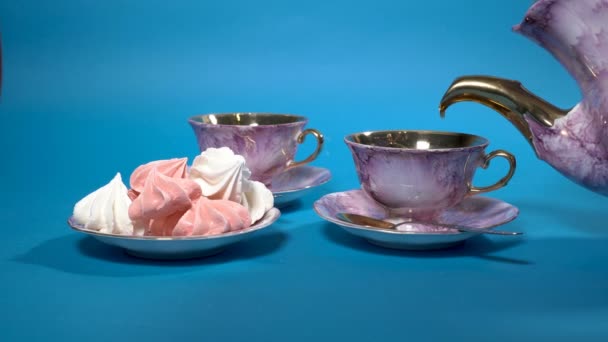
[189,113,324,186]
[345,130,516,219]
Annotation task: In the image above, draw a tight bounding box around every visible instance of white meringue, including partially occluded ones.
[189,147,275,224]
[73,173,134,235]
[241,180,274,224]
[189,147,251,202]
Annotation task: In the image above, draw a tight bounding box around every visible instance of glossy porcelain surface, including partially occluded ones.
[270,166,331,207]
[68,208,281,260]
[189,113,322,186]
[441,0,608,196]
[314,190,519,250]
[345,130,513,219]
[11,1,608,340]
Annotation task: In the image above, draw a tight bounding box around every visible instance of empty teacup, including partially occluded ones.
[189,113,324,186]
[345,130,516,219]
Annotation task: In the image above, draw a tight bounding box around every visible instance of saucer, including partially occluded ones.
[314,190,519,250]
[270,166,331,207]
[68,208,281,260]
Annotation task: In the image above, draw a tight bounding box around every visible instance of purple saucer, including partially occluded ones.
[270,166,331,207]
[314,190,519,250]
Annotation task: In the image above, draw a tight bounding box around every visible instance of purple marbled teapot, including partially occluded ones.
[189,113,323,186]
[440,0,608,196]
[345,130,516,219]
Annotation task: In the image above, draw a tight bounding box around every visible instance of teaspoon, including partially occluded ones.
[336,212,523,236]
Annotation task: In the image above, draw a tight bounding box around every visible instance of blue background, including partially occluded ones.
[2,0,608,341]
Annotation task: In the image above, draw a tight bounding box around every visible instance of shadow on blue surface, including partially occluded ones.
[14,229,288,277]
[516,199,608,236]
[276,199,304,213]
[321,222,531,265]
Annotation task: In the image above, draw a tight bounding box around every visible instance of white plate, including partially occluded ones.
[68,208,281,259]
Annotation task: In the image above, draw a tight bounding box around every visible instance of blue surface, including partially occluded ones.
[2,1,608,341]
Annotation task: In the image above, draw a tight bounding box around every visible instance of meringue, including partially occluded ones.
[189,147,274,224]
[189,147,250,203]
[241,180,274,224]
[73,148,273,238]
[173,197,251,237]
[142,211,185,237]
[129,167,202,236]
[73,173,134,235]
[129,168,201,220]
[129,158,188,193]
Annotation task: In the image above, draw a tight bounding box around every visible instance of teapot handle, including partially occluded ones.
[468,150,516,195]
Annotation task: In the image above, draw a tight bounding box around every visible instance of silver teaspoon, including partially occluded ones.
[336,213,523,236]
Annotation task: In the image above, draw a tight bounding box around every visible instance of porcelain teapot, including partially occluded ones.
[440,0,608,196]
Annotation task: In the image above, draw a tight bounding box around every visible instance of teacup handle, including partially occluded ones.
[286,128,324,170]
[468,150,516,195]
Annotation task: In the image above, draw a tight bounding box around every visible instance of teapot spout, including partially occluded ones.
[439,75,567,147]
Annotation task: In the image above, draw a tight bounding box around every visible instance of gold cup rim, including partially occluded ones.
[188,112,308,127]
[344,129,490,152]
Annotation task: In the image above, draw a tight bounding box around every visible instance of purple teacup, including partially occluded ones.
[345,130,516,219]
[189,113,324,186]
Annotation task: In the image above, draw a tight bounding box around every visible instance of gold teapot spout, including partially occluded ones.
[439,75,567,146]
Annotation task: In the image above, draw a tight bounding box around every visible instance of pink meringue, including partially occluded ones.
[172,197,251,237]
[143,211,185,237]
[127,189,139,201]
[129,168,201,222]
[73,148,272,238]
[129,158,188,193]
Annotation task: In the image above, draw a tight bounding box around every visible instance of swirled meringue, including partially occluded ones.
[241,180,274,224]
[73,173,134,235]
[129,168,202,236]
[172,197,251,237]
[189,147,251,203]
[129,158,188,193]
[141,211,185,237]
[129,168,201,221]
[74,148,274,238]
[189,147,274,224]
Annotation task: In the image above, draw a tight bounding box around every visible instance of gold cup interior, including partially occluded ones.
[191,113,307,126]
[346,130,488,150]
